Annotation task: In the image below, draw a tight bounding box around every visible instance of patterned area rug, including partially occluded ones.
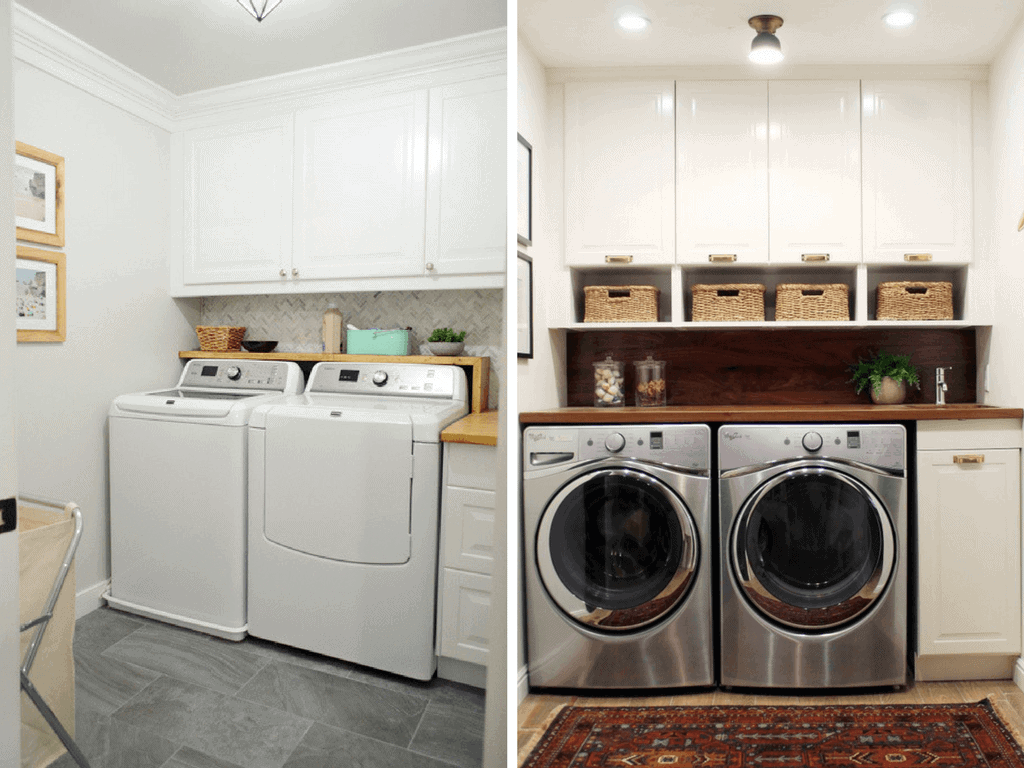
[522,700,1024,767]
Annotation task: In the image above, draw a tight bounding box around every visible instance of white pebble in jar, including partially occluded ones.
[592,356,625,407]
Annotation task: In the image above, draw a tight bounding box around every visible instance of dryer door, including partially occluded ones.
[731,465,896,630]
[536,468,698,632]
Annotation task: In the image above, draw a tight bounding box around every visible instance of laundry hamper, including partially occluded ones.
[19,496,88,768]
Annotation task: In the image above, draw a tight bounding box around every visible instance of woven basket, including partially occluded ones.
[584,285,659,323]
[776,283,850,321]
[876,282,954,321]
[196,325,246,352]
[692,284,765,322]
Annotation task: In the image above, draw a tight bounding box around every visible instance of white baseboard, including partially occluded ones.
[1014,657,1024,692]
[518,664,529,704]
[75,579,109,619]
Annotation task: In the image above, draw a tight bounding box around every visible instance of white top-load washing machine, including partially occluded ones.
[247,361,469,680]
[108,359,304,640]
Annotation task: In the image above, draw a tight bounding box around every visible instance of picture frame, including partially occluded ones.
[16,246,66,343]
[517,252,533,358]
[15,141,65,247]
[517,133,532,247]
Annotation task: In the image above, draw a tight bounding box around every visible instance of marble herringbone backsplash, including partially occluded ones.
[201,289,504,407]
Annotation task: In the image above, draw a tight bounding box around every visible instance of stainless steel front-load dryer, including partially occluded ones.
[719,424,908,689]
[522,424,713,690]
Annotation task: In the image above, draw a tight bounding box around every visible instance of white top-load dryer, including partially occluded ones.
[247,361,469,680]
[108,359,304,640]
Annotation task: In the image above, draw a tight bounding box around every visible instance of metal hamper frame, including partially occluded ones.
[19,495,92,768]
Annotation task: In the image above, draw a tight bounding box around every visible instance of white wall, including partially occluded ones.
[985,18,1024,409]
[13,60,198,608]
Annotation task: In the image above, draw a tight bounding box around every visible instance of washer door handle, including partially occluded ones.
[530,451,575,466]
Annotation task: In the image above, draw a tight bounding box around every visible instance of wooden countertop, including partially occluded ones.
[520,404,1024,424]
[442,410,498,446]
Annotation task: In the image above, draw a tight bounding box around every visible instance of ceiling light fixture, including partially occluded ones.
[748,15,784,65]
[617,12,651,32]
[237,0,282,22]
[883,9,916,28]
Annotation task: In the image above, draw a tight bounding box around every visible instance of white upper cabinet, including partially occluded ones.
[768,81,861,264]
[293,91,429,280]
[862,81,973,264]
[182,116,293,285]
[564,82,675,266]
[426,76,506,276]
[676,81,768,265]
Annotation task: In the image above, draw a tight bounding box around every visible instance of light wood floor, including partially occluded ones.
[517,680,1024,765]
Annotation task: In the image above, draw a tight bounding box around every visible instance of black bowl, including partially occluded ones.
[241,340,278,353]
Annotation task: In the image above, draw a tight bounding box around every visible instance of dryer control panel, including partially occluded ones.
[305,362,467,402]
[524,424,710,471]
[719,424,906,471]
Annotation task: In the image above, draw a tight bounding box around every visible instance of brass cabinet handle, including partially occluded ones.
[605,255,633,264]
[709,254,737,263]
[953,454,985,464]
[801,253,830,262]
[905,253,933,262]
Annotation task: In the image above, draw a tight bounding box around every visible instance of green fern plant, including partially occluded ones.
[849,351,920,397]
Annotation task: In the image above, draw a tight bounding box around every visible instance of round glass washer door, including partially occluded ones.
[537,468,699,632]
[731,466,896,631]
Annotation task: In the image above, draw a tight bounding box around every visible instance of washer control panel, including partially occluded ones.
[523,424,711,471]
[719,424,906,471]
[306,361,467,401]
[179,360,297,391]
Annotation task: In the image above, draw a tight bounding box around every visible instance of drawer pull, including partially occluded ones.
[953,454,985,465]
[801,253,830,262]
[605,255,633,264]
[709,254,737,263]
[904,253,933,262]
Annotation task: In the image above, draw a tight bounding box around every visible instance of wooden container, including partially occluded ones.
[584,285,659,323]
[691,284,765,322]
[195,325,246,352]
[776,283,850,321]
[876,282,954,321]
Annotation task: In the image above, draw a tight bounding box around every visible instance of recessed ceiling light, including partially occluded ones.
[617,13,651,32]
[883,10,916,28]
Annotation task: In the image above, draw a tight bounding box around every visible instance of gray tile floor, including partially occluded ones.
[49,607,485,768]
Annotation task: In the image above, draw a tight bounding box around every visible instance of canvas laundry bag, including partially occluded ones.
[19,503,76,768]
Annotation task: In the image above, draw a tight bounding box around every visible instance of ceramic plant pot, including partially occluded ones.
[871,376,907,405]
[428,341,465,356]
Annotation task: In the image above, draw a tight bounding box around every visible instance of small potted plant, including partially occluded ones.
[427,327,467,356]
[849,351,921,404]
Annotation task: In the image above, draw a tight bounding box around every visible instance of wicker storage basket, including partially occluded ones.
[584,285,659,323]
[196,325,246,352]
[776,283,850,321]
[691,283,765,322]
[876,282,954,321]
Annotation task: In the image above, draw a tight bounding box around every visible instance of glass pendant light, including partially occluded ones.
[238,0,283,22]
[748,15,784,65]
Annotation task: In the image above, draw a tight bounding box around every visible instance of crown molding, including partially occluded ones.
[547,63,990,83]
[12,8,506,132]
[12,4,177,130]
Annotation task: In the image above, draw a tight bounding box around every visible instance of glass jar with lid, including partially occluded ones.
[593,355,625,407]
[634,355,666,407]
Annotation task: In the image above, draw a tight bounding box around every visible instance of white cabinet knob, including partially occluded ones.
[292,268,299,277]
[425,262,435,271]
[279,269,286,277]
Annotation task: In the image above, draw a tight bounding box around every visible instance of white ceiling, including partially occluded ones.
[519,0,1024,69]
[16,0,507,95]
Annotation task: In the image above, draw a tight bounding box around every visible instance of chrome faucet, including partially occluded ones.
[936,367,950,405]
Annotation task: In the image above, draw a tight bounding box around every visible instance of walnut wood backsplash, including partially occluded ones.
[567,329,977,406]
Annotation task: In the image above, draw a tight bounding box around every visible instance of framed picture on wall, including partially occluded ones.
[517,252,533,358]
[15,141,65,247]
[16,246,66,343]
[517,134,532,247]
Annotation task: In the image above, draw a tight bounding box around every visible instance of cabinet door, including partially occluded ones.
[863,81,972,264]
[917,448,1020,657]
[293,91,428,279]
[565,82,675,266]
[426,77,505,276]
[443,487,495,575]
[440,569,491,665]
[182,116,293,285]
[676,81,768,265]
[769,81,861,264]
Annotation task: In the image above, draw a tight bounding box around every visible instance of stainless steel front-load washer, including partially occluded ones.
[522,424,713,690]
[719,424,907,689]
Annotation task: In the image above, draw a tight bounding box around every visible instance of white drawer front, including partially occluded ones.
[445,443,497,490]
[440,569,491,665]
[444,487,495,575]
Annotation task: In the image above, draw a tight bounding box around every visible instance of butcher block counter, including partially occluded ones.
[442,410,498,446]
[520,404,1023,425]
